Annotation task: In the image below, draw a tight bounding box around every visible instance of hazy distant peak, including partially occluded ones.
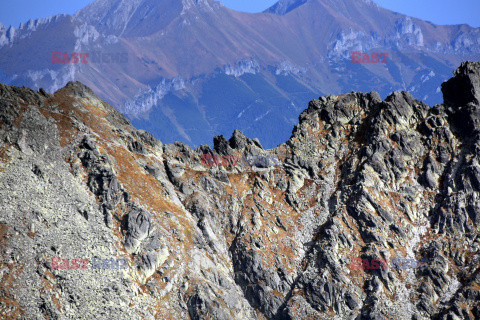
[182,0,208,9]
[264,0,308,15]
[75,0,144,31]
[265,0,380,15]
[75,0,220,35]
[18,15,70,30]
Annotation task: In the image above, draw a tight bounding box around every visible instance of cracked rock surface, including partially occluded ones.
[0,62,479,319]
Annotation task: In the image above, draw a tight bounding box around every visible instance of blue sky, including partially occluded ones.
[0,0,479,28]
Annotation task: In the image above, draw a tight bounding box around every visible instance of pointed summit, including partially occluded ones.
[75,0,182,36]
[181,0,209,10]
[265,0,308,15]
[265,0,379,16]
[76,0,221,36]
[266,0,379,16]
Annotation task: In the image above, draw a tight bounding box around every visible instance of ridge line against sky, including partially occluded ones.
[0,0,479,30]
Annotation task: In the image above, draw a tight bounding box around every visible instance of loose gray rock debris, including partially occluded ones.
[0,62,479,319]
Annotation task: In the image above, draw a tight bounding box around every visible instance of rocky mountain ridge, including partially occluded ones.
[0,61,479,319]
[0,0,479,148]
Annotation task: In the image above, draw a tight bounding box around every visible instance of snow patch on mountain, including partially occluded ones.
[123,77,186,115]
[225,59,260,77]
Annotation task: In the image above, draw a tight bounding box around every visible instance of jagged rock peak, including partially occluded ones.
[75,0,221,36]
[17,14,69,30]
[265,0,378,15]
[59,81,98,98]
[265,0,308,15]
[442,61,480,107]
[211,130,264,155]
[182,0,214,9]
[440,61,480,139]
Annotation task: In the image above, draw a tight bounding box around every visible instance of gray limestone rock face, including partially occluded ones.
[1,62,480,319]
[124,207,154,254]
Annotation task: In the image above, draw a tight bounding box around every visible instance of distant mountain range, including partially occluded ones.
[1,0,479,148]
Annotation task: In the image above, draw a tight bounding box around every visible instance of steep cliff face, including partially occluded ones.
[0,62,480,319]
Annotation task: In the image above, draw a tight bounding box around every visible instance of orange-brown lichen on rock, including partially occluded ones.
[1,63,480,319]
